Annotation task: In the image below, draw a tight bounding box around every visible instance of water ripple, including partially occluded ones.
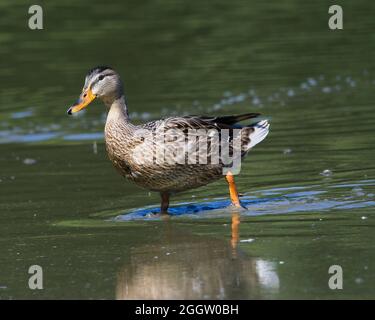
[114,180,375,221]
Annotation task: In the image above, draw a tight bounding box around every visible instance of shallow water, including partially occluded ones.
[1,0,375,299]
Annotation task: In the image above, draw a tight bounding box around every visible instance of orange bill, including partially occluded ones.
[67,88,96,115]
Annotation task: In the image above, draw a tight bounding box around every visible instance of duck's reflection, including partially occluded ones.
[116,213,279,299]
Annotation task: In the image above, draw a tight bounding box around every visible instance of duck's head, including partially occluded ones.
[67,66,123,115]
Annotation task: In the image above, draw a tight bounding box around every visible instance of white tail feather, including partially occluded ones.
[248,120,270,148]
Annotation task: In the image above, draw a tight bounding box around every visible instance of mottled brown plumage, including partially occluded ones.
[68,67,270,213]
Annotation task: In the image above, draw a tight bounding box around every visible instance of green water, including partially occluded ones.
[1,0,375,299]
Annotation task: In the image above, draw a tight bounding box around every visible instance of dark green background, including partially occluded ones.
[0,0,374,299]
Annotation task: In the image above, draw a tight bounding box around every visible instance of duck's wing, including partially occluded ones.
[137,113,267,159]
[129,114,268,189]
[144,112,261,132]
[197,112,261,126]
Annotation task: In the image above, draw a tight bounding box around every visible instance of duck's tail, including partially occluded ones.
[246,120,270,149]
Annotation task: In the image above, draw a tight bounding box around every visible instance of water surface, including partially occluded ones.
[0,0,375,299]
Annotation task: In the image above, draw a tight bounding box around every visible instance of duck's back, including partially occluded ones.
[105,114,269,193]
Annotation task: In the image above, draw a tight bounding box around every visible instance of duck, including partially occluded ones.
[67,66,270,214]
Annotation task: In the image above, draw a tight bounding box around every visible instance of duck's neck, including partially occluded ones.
[105,95,129,122]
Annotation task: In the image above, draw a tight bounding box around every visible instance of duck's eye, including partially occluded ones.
[98,75,104,81]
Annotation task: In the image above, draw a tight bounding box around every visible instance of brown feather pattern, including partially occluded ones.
[105,113,263,193]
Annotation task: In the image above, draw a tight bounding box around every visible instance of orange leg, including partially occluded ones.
[225,172,243,208]
[160,192,170,214]
[231,212,240,256]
